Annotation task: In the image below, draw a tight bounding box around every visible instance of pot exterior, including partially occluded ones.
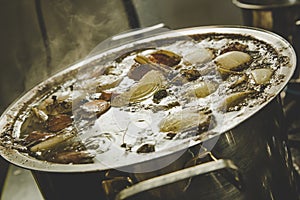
[31,97,299,200]
[118,97,298,200]
[234,1,300,78]
[0,26,297,199]
[32,171,107,200]
[129,97,298,200]
[205,97,298,199]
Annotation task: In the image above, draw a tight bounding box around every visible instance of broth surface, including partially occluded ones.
[9,33,289,164]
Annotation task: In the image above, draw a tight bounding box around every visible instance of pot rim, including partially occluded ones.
[0,25,296,173]
[232,0,300,10]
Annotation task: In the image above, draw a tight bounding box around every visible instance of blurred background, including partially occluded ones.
[0,0,249,199]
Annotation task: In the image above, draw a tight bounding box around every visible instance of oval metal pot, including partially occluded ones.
[30,98,299,200]
[0,26,298,200]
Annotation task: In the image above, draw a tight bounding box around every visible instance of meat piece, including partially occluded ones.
[149,50,181,67]
[136,144,155,153]
[23,131,55,146]
[47,114,72,132]
[50,151,94,164]
[81,100,111,118]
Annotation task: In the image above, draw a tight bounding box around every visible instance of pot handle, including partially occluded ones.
[111,23,166,41]
[115,159,242,200]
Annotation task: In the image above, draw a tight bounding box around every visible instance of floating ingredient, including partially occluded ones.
[229,74,248,89]
[159,109,214,135]
[133,55,171,74]
[130,83,159,102]
[215,51,251,71]
[11,31,285,166]
[30,131,75,152]
[111,70,164,107]
[220,91,255,112]
[81,100,111,118]
[136,143,155,153]
[115,48,155,63]
[38,93,72,115]
[100,91,113,101]
[153,89,168,103]
[160,111,198,133]
[184,48,213,64]
[32,107,48,122]
[134,55,152,65]
[188,81,218,98]
[103,66,122,76]
[128,63,157,81]
[216,66,243,80]
[180,69,201,81]
[47,114,72,132]
[23,131,55,147]
[250,68,273,85]
[149,50,182,67]
[96,75,123,92]
[50,151,94,164]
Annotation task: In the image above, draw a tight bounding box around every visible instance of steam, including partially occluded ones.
[41,0,130,74]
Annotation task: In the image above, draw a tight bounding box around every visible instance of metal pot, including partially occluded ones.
[232,0,300,78]
[116,97,297,200]
[0,26,298,200]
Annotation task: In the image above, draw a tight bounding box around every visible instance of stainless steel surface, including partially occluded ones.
[116,159,241,200]
[113,97,298,200]
[0,26,298,200]
[232,0,300,9]
[0,26,296,172]
[0,1,246,199]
